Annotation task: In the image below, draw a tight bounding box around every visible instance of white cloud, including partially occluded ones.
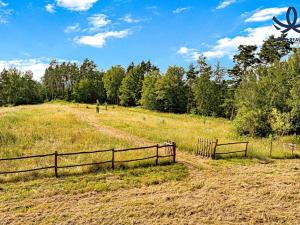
[216,0,237,10]
[173,7,191,14]
[45,4,56,13]
[177,47,189,55]
[121,14,140,23]
[88,14,111,31]
[0,58,79,80]
[245,7,288,22]
[202,25,284,59]
[55,0,98,11]
[64,23,80,33]
[177,47,201,61]
[75,29,130,48]
[0,1,8,7]
[178,24,288,61]
[0,58,50,81]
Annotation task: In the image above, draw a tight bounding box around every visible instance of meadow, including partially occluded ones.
[0,104,178,182]
[0,103,299,225]
[71,102,299,159]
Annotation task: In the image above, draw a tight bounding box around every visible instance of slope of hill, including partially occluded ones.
[0,103,299,225]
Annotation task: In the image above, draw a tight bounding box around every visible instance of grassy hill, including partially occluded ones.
[71,102,299,159]
[0,103,299,225]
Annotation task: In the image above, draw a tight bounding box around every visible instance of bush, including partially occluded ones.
[234,107,271,137]
[269,108,292,136]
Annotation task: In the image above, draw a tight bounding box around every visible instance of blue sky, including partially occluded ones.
[0,0,299,80]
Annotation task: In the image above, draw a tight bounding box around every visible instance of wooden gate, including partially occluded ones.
[196,138,249,159]
[195,138,216,159]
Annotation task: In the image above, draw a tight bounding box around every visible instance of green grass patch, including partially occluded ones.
[0,163,188,203]
[69,103,299,159]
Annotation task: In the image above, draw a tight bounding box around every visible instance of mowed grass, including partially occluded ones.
[0,103,299,225]
[70,103,300,159]
[0,104,183,182]
[0,163,187,202]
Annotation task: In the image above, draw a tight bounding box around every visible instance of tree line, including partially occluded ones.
[0,35,299,137]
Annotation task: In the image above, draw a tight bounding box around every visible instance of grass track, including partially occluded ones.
[70,103,299,159]
[0,103,299,225]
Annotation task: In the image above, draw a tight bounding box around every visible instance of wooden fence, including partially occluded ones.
[196,138,249,159]
[0,142,176,178]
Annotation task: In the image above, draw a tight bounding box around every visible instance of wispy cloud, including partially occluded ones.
[64,23,80,33]
[216,0,237,10]
[88,14,111,31]
[0,1,8,7]
[173,7,191,14]
[245,7,288,22]
[121,14,141,23]
[55,0,98,11]
[45,4,56,13]
[75,29,131,48]
[177,47,201,61]
[0,1,12,24]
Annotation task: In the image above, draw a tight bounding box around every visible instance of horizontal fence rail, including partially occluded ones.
[196,138,249,159]
[0,153,55,161]
[0,142,176,178]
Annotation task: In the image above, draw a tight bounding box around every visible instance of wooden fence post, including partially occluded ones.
[156,144,159,165]
[173,142,176,163]
[196,139,199,156]
[54,151,58,178]
[212,139,218,160]
[245,142,249,157]
[112,148,115,170]
[270,138,273,158]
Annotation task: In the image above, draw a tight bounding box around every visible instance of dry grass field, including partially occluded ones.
[0,103,299,225]
[70,103,299,159]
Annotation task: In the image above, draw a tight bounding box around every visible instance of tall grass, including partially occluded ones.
[0,105,173,181]
[71,104,299,159]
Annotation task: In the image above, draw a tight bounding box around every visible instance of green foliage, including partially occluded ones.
[43,60,80,100]
[103,65,126,105]
[140,70,161,110]
[186,64,197,113]
[155,66,188,113]
[140,66,188,113]
[269,108,292,136]
[120,61,159,106]
[73,71,105,103]
[259,34,292,64]
[234,107,271,136]
[192,56,226,117]
[228,45,260,85]
[42,59,106,104]
[0,68,43,106]
[234,47,300,137]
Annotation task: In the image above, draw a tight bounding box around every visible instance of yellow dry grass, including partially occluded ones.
[0,103,299,225]
[70,103,299,159]
[0,104,174,181]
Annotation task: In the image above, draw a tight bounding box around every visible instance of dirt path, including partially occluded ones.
[67,105,206,173]
[1,105,299,225]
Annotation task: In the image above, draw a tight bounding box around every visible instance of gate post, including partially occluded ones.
[156,144,159,165]
[245,142,249,157]
[212,139,218,160]
[112,148,115,170]
[172,142,176,163]
[54,151,58,178]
